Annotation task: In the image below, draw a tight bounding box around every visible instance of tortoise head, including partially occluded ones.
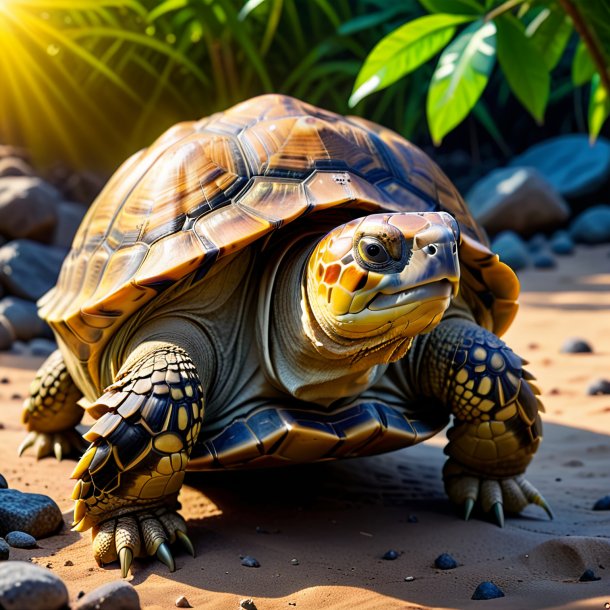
[306,212,460,339]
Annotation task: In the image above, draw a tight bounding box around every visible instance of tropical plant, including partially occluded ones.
[350,0,610,145]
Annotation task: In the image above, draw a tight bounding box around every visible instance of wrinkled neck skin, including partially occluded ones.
[266,236,413,406]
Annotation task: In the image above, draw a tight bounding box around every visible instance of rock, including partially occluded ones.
[434,553,458,570]
[0,561,69,610]
[570,205,610,244]
[532,251,556,269]
[240,555,260,568]
[0,539,8,560]
[175,595,191,608]
[0,158,35,178]
[0,240,67,301]
[0,297,52,342]
[593,495,610,510]
[0,475,7,490]
[404,575,414,581]
[62,170,106,206]
[491,231,530,271]
[465,167,569,237]
[560,338,593,354]
[509,134,610,198]
[0,488,63,538]
[74,580,141,610]
[579,568,601,582]
[0,177,61,241]
[471,581,505,600]
[586,379,610,395]
[382,549,400,560]
[550,230,575,255]
[28,338,57,358]
[528,233,547,253]
[407,514,418,523]
[5,531,37,549]
[52,201,86,248]
[240,599,257,610]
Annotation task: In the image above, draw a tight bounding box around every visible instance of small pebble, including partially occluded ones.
[593,495,610,510]
[5,531,37,549]
[560,338,593,354]
[528,233,547,253]
[240,599,257,610]
[550,230,574,255]
[240,556,260,568]
[532,251,556,269]
[586,379,610,395]
[382,549,400,560]
[407,514,418,523]
[0,474,7,489]
[579,568,601,582]
[290,558,299,566]
[0,538,9,560]
[404,576,414,582]
[0,377,8,384]
[175,595,191,608]
[434,553,458,570]
[471,581,505,600]
[64,560,73,567]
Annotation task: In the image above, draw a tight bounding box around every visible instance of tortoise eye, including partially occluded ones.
[358,237,390,266]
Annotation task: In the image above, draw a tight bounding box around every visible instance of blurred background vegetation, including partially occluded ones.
[0,0,608,180]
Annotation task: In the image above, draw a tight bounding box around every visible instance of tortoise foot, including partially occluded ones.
[92,507,194,577]
[18,428,85,461]
[444,460,553,526]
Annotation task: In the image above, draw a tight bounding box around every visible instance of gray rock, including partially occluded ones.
[434,553,458,570]
[240,600,258,610]
[593,495,610,510]
[382,549,400,560]
[0,321,13,350]
[579,568,601,582]
[491,231,530,271]
[570,205,610,244]
[0,177,61,241]
[532,251,556,269]
[509,135,610,198]
[528,233,547,253]
[586,379,610,395]
[52,201,86,248]
[465,167,569,237]
[240,555,260,568]
[0,475,7,489]
[0,158,35,178]
[74,580,141,610]
[0,489,63,538]
[28,338,57,357]
[0,539,8,560]
[560,338,593,354]
[5,531,37,549]
[0,561,69,610]
[550,230,575,255]
[175,595,191,608]
[0,297,52,341]
[0,240,67,301]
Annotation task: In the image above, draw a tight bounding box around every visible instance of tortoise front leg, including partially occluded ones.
[71,344,203,576]
[20,349,85,460]
[418,317,552,525]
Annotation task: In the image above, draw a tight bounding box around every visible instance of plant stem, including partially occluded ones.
[557,0,610,94]
[484,0,526,22]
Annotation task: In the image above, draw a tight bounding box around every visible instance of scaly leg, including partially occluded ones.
[418,317,552,525]
[20,349,85,460]
[71,343,203,576]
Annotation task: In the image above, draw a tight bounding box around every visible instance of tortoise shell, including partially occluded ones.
[40,94,518,388]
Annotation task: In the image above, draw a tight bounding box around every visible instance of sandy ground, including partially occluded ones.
[0,245,609,610]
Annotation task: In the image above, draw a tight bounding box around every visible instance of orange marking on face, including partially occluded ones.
[324,263,341,284]
[339,265,367,292]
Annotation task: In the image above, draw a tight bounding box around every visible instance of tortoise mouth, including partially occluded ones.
[367,279,454,311]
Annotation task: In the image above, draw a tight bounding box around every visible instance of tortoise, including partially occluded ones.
[19,94,551,576]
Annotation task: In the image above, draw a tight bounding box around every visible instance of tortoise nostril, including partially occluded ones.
[424,244,437,256]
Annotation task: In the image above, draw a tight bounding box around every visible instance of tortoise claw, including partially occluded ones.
[18,431,36,457]
[463,498,475,522]
[156,542,176,572]
[53,441,63,462]
[533,494,554,520]
[119,547,133,578]
[176,530,195,557]
[492,502,504,528]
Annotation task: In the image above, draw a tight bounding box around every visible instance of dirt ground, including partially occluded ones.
[0,245,609,610]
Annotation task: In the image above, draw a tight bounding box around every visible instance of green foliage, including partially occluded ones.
[351,0,610,143]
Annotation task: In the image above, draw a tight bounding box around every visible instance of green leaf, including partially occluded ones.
[418,0,484,15]
[572,40,596,86]
[349,14,475,107]
[338,6,407,36]
[496,14,549,123]
[525,7,572,70]
[426,19,496,145]
[589,73,610,141]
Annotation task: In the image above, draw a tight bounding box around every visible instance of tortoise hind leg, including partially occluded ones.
[71,343,203,576]
[20,349,85,460]
[416,317,552,525]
